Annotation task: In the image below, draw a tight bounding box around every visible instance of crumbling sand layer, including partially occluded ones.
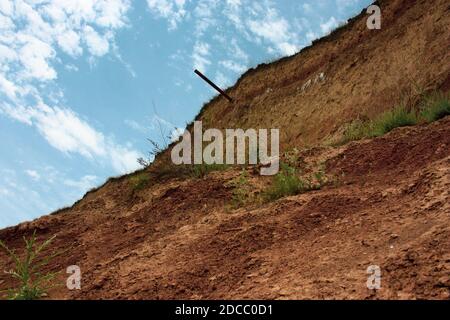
[0,0,449,300]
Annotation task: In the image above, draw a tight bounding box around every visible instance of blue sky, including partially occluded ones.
[0,0,372,228]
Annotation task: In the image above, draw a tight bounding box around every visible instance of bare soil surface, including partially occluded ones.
[0,117,449,300]
[0,0,449,300]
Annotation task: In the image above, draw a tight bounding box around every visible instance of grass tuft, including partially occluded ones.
[341,91,450,145]
[342,106,417,144]
[370,106,418,137]
[342,119,371,143]
[229,170,252,208]
[263,163,310,201]
[129,172,150,191]
[419,92,450,123]
[189,163,229,179]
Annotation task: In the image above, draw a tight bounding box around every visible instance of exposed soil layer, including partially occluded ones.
[1,0,449,300]
[193,0,450,149]
[0,117,449,299]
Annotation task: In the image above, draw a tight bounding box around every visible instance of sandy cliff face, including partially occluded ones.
[197,0,450,148]
[0,0,449,299]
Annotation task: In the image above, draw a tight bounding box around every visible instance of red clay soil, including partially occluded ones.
[1,0,449,300]
[0,117,449,300]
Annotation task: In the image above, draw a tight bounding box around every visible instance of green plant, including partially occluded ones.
[370,106,417,137]
[190,163,229,179]
[342,105,418,144]
[341,91,450,145]
[0,231,60,300]
[137,102,175,168]
[230,170,251,208]
[283,147,301,168]
[263,162,332,201]
[264,163,310,201]
[420,92,450,123]
[313,169,326,189]
[342,119,371,143]
[129,172,150,191]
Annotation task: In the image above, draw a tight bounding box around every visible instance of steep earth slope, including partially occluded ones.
[0,0,449,299]
[194,0,450,149]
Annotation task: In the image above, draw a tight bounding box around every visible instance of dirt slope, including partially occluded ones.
[1,116,449,300]
[0,0,449,300]
[195,0,450,149]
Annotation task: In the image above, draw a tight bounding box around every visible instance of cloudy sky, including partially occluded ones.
[0,0,372,228]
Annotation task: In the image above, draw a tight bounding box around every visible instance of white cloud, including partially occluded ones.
[0,0,131,96]
[214,71,231,88]
[18,36,57,81]
[125,119,148,133]
[170,127,185,142]
[0,75,19,101]
[306,31,318,43]
[192,41,211,71]
[320,16,340,34]
[1,102,142,174]
[25,170,40,181]
[0,187,11,196]
[247,7,299,56]
[126,113,180,139]
[0,168,57,227]
[64,175,98,191]
[302,3,313,13]
[109,145,142,173]
[41,166,60,184]
[0,43,17,64]
[0,103,33,125]
[95,0,131,28]
[65,64,79,72]
[33,105,107,158]
[0,1,13,16]
[57,30,82,56]
[229,38,249,62]
[0,0,138,175]
[336,0,360,9]
[150,114,172,130]
[277,42,298,56]
[224,0,242,26]
[224,0,241,25]
[219,60,246,73]
[0,166,107,228]
[83,26,110,57]
[193,0,219,37]
[146,0,188,30]
[112,42,137,78]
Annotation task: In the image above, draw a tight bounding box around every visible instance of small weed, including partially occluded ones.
[283,148,302,168]
[370,106,417,137]
[419,91,450,123]
[342,119,372,143]
[341,91,449,145]
[263,163,310,201]
[129,172,150,191]
[342,105,417,143]
[0,231,60,300]
[263,163,331,202]
[229,170,252,208]
[137,102,176,168]
[313,169,326,189]
[190,163,229,179]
